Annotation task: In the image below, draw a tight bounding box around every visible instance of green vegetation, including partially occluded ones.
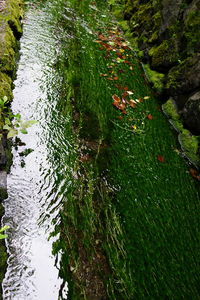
[162,98,199,165]
[0,226,10,240]
[45,0,200,298]
[149,39,179,70]
[143,63,165,93]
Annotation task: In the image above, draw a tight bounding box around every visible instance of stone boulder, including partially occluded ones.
[182,91,200,134]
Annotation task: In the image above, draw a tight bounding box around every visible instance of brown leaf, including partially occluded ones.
[112,94,121,102]
[98,34,108,41]
[122,91,129,98]
[157,155,165,163]
[100,73,108,77]
[189,168,198,179]
[147,114,153,120]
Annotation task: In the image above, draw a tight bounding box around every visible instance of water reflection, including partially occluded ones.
[2,5,69,299]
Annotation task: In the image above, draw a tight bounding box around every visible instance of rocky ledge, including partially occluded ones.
[123,0,200,136]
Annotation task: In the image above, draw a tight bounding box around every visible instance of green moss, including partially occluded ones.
[162,98,180,121]
[170,119,184,132]
[152,11,162,28]
[0,72,13,100]
[149,39,179,69]
[0,0,23,37]
[149,31,158,43]
[162,99,200,164]
[0,20,18,75]
[184,9,200,54]
[131,2,153,32]
[143,63,165,93]
[178,129,200,165]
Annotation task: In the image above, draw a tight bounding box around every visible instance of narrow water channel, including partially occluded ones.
[2,0,200,299]
[2,5,68,299]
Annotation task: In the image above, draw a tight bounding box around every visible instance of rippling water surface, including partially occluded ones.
[2,6,69,299]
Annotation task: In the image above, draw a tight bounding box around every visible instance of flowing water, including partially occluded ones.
[2,5,68,299]
[2,0,200,299]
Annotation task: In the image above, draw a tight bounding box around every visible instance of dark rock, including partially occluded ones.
[182,91,200,134]
[166,54,200,96]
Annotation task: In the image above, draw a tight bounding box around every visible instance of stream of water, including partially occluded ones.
[2,6,68,299]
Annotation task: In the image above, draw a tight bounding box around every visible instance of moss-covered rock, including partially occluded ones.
[162,98,199,165]
[149,39,179,71]
[166,54,200,95]
[143,63,165,93]
[162,98,180,121]
[0,20,19,76]
[0,72,13,100]
[182,91,200,135]
[122,0,200,124]
[0,0,23,38]
[178,129,200,166]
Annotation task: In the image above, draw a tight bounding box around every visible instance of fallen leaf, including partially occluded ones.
[100,73,108,77]
[144,96,150,100]
[113,76,119,80]
[118,103,126,110]
[127,91,134,95]
[129,100,137,108]
[98,34,108,41]
[112,94,121,102]
[157,155,165,163]
[147,114,153,120]
[122,110,127,114]
[117,116,123,120]
[189,168,198,179]
[122,91,129,98]
[115,84,124,90]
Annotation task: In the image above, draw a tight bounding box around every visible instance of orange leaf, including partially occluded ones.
[112,94,121,102]
[100,73,108,77]
[157,155,165,163]
[113,76,119,80]
[147,114,153,120]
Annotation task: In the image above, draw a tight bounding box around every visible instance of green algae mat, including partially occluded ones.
[9,0,200,299]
